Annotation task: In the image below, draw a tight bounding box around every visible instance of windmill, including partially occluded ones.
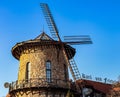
[40,3,92,92]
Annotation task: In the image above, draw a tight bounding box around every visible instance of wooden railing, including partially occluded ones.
[9,78,70,92]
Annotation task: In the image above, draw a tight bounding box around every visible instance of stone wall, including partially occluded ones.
[18,44,69,88]
[11,90,66,97]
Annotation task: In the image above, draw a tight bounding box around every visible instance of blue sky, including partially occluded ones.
[0,0,120,96]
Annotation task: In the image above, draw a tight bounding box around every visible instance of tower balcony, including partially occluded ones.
[9,78,71,92]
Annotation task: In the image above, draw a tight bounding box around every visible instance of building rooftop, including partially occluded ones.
[35,32,53,40]
[77,79,112,94]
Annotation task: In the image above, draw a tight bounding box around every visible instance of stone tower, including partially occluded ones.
[7,32,76,97]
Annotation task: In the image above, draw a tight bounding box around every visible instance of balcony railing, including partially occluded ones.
[9,78,70,92]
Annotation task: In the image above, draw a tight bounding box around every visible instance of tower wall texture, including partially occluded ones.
[10,90,66,97]
[18,45,68,84]
[10,44,70,97]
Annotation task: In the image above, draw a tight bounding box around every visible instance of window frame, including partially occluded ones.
[25,62,31,81]
[46,60,52,82]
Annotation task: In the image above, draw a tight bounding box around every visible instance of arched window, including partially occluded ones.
[25,62,31,81]
[46,60,51,82]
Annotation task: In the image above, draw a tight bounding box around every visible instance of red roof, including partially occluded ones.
[77,79,112,94]
[113,87,120,91]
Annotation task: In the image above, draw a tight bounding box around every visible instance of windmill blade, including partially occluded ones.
[64,35,90,39]
[40,3,61,41]
[65,41,92,45]
[64,35,92,45]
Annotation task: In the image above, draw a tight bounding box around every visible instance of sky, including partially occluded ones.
[0,0,120,96]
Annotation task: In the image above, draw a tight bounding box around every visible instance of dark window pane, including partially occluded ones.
[46,60,51,82]
[46,61,51,69]
[26,62,31,81]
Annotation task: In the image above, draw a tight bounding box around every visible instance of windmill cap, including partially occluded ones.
[12,32,75,60]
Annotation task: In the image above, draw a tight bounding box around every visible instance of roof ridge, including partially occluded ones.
[35,32,54,41]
